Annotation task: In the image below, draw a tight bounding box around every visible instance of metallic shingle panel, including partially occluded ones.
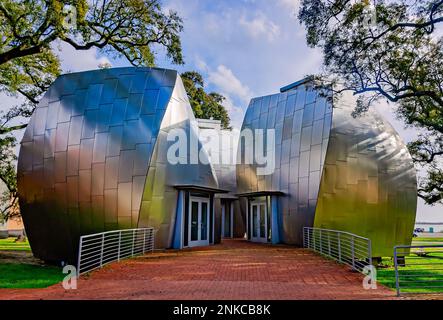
[17,67,218,263]
[237,84,417,255]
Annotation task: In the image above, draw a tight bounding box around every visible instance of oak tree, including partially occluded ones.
[0,0,184,221]
[181,71,231,130]
[299,0,443,205]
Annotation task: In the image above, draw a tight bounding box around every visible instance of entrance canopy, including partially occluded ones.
[236,191,285,198]
[174,185,229,194]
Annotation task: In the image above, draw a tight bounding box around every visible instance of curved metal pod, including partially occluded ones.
[236,80,417,257]
[17,67,218,263]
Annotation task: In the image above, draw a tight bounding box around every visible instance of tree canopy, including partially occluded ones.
[299,0,443,205]
[181,71,231,130]
[0,0,184,220]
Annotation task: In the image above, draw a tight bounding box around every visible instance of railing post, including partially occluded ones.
[143,229,147,253]
[77,236,83,275]
[307,228,311,249]
[351,235,355,270]
[394,247,401,297]
[303,228,306,248]
[338,233,342,263]
[151,228,155,252]
[319,229,323,254]
[368,239,372,266]
[100,233,105,267]
[328,232,331,257]
[313,229,316,250]
[132,229,136,257]
[117,231,121,261]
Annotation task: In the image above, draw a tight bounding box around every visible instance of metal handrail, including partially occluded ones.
[303,227,372,273]
[77,228,155,275]
[394,244,443,296]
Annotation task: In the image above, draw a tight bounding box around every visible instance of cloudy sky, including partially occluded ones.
[6,0,443,221]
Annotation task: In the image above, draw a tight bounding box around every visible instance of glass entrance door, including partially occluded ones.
[188,197,210,247]
[250,202,268,243]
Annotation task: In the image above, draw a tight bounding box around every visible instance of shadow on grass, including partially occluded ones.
[378,259,443,294]
[0,237,31,252]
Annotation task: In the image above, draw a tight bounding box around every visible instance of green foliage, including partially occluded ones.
[299,0,443,204]
[0,263,63,288]
[181,71,231,130]
[0,0,183,66]
[0,0,184,221]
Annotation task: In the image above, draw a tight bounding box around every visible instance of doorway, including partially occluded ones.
[221,201,233,238]
[250,201,268,243]
[188,196,210,247]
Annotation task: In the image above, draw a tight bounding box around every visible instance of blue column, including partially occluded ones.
[271,195,280,244]
[172,190,184,249]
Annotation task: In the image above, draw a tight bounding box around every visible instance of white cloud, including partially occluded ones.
[239,12,280,41]
[195,55,209,73]
[207,65,253,104]
[221,94,245,129]
[278,0,300,10]
[53,41,112,73]
[194,62,251,129]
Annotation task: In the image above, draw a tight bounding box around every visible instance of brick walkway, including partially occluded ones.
[0,239,396,300]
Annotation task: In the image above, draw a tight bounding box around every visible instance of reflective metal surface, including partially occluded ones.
[314,91,417,257]
[237,84,331,245]
[237,81,417,257]
[18,67,218,263]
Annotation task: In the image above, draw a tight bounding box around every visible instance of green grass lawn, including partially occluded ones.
[0,237,31,251]
[0,264,64,289]
[0,237,64,288]
[412,237,443,243]
[377,237,443,294]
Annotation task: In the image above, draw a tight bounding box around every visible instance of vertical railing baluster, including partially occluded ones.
[309,229,311,249]
[394,246,400,296]
[351,235,355,271]
[313,229,316,251]
[328,232,331,257]
[338,233,341,263]
[100,233,105,267]
[77,236,83,275]
[319,229,323,254]
[117,231,121,261]
[151,228,155,252]
[132,229,136,257]
[143,229,146,253]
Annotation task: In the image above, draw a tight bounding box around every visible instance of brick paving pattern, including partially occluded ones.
[0,240,397,300]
